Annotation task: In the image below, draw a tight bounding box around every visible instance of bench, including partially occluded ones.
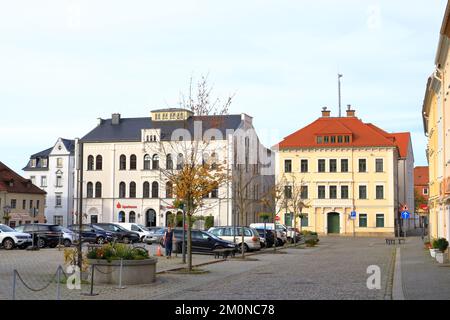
[385,238,406,245]
[213,248,236,260]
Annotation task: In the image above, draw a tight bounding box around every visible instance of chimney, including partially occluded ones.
[321,107,331,117]
[346,105,356,117]
[97,118,104,126]
[111,113,121,125]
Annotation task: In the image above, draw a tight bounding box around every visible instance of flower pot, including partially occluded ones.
[436,252,449,264]
[430,249,440,258]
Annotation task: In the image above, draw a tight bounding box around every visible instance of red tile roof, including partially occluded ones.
[414,166,429,186]
[277,116,411,158]
[0,161,46,195]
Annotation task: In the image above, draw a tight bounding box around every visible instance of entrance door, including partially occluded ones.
[327,212,340,234]
[146,209,156,227]
[285,213,293,227]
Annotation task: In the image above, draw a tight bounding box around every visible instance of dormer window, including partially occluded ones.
[331,136,336,143]
[324,136,329,143]
[338,136,343,143]
[344,136,350,143]
[317,136,323,144]
[31,159,36,168]
[42,158,48,168]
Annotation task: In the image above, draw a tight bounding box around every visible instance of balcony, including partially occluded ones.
[311,198,353,208]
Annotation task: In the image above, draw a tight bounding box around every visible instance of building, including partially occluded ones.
[275,107,414,237]
[422,1,450,241]
[73,108,274,228]
[23,138,76,227]
[414,166,429,227]
[0,161,46,228]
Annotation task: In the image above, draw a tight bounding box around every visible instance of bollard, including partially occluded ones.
[12,270,17,301]
[56,267,61,300]
[116,259,126,289]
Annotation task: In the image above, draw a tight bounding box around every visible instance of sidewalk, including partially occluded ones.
[400,236,450,300]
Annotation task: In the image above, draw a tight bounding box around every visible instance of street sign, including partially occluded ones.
[401,211,411,220]
[275,216,281,221]
[350,211,357,220]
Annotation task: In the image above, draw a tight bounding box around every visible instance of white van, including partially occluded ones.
[116,223,151,243]
[249,223,288,246]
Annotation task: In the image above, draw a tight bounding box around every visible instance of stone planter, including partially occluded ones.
[436,252,449,264]
[87,258,157,285]
[430,249,440,258]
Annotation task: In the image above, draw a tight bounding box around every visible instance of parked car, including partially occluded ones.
[287,227,305,244]
[68,224,116,244]
[0,224,32,250]
[207,226,261,252]
[58,227,78,247]
[14,224,63,248]
[93,223,140,243]
[255,228,275,248]
[148,227,167,244]
[249,223,288,246]
[116,223,152,243]
[160,228,237,254]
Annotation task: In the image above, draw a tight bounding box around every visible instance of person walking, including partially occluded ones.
[163,226,175,259]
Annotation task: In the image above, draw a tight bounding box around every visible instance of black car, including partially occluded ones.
[256,229,275,248]
[68,224,116,244]
[161,229,237,254]
[93,223,140,244]
[14,224,63,248]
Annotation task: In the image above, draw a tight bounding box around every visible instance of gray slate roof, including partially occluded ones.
[81,115,243,143]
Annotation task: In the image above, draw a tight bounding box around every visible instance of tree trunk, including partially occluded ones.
[187,213,192,271]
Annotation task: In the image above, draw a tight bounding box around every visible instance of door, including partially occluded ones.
[285,213,293,227]
[146,209,156,228]
[327,213,340,234]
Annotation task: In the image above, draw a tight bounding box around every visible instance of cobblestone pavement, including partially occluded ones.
[0,237,394,300]
[401,236,450,300]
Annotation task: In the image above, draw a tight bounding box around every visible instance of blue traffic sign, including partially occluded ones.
[401,211,411,220]
[350,211,357,220]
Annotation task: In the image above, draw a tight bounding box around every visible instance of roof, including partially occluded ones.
[414,166,429,186]
[0,161,46,195]
[30,138,75,158]
[277,115,411,158]
[81,115,243,143]
[151,108,192,113]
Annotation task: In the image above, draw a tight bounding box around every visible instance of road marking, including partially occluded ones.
[392,247,405,300]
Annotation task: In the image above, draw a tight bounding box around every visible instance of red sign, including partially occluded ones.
[419,204,429,211]
[116,202,138,210]
[275,216,281,221]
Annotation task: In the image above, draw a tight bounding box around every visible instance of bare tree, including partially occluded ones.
[283,174,310,241]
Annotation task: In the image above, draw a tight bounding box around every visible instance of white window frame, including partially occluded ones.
[358,158,368,173]
[375,184,385,200]
[284,158,293,173]
[358,184,368,200]
[375,158,384,173]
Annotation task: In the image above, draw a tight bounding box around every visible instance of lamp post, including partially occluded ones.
[3,205,12,226]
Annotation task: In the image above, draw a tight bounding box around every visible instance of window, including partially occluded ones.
[119,155,126,170]
[96,156,102,170]
[284,160,292,173]
[329,186,337,199]
[36,200,40,209]
[166,154,173,170]
[118,211,126,223]
[177,154,184,170]
[151,182,159,198]
[318,159,326,172]
[375,159,383,173]
[41,176,47,187]
[10,199,16,209]
[54,216,64,226]
[129,212,136,223]
[358,159,367,172]
[359,186,367,199]
[331,136,336,143]
[129,182,137,198]
[341,159,349,172]
[317,136,323,144]
[56,176,62,187]
[29,200,33,209]
[284,186,292,199]
[57,158,63,168]
[376,185,384,200]
[330,159,337,172]
[300,160,308,173]
[143,182,150,198]
[95,182,102,198]
[211,185,219,198]
[31,159,36,168]
[344,136,350,143]
[166,182,173,198]
[341,186,349,199]
[119,182,126,198]
[338,136,343,143]
[301,215,309,227]
[87,182,94,198]
[301,186,308,199]
[22,200,26,210]
[359,214,367,228]
[152,154,159,170]
[324,136,329,143]
[87,156,94,171]
[42,158,48,168]
[144,155,151,170]
[130,155,137,170]
[210,153,218,170]
[423,188,429,195]
[30,176,36,185]
[318,186,326,199]
[376,214,385,228]
[55,194,62,207]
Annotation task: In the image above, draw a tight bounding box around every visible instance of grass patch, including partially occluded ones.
[166,268,210,275]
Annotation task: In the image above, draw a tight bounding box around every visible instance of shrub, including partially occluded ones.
[87,243,150,262]
[305,239,318,247]
[205,216,215,230]
[432,239,440,249]
[436,238,449,252]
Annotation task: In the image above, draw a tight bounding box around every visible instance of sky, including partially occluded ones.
[0,0,447,174]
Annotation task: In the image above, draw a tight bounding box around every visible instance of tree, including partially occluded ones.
[414,189,427,213]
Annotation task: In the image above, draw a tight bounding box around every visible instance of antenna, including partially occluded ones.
[338,74,343,117]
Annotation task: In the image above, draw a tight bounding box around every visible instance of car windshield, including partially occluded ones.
[0,225,14,232]
[204,231,222,241]
[138,224,149,231]
[92,225,104,231]
[50,225,64,232]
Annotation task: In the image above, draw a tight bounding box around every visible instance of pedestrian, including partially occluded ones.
[163,226,175,259]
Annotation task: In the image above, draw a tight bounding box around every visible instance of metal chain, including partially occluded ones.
[14,266,67,293]
[93,265,116,275]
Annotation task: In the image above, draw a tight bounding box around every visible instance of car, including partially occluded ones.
[0,224,32,250]
[207,227,261,252]
[93,223,140,244]
[255,228,275,248]
[287,227,305,244]
[68,224,116,244]
[14,224,63,248]
[147,227,167,244]
[57,227,79,247]
[249,223,288,246]
[160,228,237,254]
[116,223,152,243]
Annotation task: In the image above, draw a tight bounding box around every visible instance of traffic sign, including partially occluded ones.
[401,211,411,220]
[350,211,357,220]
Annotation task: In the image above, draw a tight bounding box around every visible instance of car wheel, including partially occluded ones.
[63,239,72,247]
[96,237,105,245]
[141,236,146,243]
[238,243,249,253]
[123,237,130,244]
[2,238,15,250]
[38,238,46,248]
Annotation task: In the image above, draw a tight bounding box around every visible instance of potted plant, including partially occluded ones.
[435,238,449,264]
[430,239,440,258]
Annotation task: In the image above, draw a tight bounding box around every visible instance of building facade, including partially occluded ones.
[74,108,274,229]
[23,138,76,227]
[275,107,413,237]
[414,166,429,227]
[0,161,46,227]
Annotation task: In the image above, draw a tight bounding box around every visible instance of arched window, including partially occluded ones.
[166,182,173,199]
[211,153,218,170]
[96,155,103,171]
[129,182,136,198]
[151,182,159,198]
[95,182,102,198]
[86,182,94,198]
[143,182,150,198]
[118,211,125,223]
[119,155,126,170]
[211,183,219,198]
[177,153,184,170]
[144,154,151,170]
[87,156,94,171]
[166,154,173,170]
[129,211,136,223]
[119,182,126,198]
[152,154,159,170]
[130,155,137,170]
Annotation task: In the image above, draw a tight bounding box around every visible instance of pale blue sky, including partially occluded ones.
[0,0,446,174]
